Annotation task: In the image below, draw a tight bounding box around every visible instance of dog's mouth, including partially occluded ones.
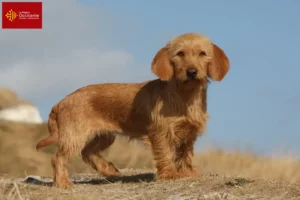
[187,76,197,80]
[184,77,200,84]
[175,73,202,84]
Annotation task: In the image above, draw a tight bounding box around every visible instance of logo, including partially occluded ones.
[5,9,17,22]
[2,2,42,29]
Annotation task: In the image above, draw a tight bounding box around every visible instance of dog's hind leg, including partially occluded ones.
[51,127,87,188]
[51,147,74,188]
[81,133,120,177]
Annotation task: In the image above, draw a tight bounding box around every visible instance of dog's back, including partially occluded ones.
[36,80,164,151]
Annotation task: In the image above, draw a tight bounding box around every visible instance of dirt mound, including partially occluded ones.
[0,88,31,108]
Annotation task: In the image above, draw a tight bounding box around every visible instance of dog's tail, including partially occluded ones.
[36,104,59,151]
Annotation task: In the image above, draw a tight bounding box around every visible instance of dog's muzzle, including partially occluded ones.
[186,67,198,79]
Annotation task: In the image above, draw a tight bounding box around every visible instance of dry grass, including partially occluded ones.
[1,169,300,200]
[194,150,300,184]
[1,120,300,199]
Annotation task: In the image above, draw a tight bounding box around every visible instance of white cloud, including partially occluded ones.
[0,0,149,101]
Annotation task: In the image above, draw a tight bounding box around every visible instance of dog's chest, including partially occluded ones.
[172,105,206,140]
[153,95,207,137]
[187,104,205,124]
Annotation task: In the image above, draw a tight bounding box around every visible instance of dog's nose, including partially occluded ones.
[186,68,198,79]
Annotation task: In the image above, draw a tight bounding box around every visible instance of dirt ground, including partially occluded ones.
[1,120,300,199]
[1,169,300,200]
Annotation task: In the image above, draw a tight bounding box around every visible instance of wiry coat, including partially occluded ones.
[36,33,230,188]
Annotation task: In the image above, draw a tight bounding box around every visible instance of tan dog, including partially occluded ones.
[36,32,230,188]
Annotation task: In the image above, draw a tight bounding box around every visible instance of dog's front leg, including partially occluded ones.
[148,131,183,180]
[175,134,200,178]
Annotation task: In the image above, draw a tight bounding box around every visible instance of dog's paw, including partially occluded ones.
[101,170,121,177]
[100,163,121,177]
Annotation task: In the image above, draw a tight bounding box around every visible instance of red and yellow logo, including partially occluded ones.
[2,2,42,29]
[5,9,17,22]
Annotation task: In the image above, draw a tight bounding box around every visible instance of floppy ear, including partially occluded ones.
[151,46,173,81]
[208,44,230,81]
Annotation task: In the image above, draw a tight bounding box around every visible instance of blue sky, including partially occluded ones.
[34,0,300,156]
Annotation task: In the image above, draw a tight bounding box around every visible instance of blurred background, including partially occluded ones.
[0,0,299,180]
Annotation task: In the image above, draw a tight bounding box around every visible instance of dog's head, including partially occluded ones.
[151,33,230,83]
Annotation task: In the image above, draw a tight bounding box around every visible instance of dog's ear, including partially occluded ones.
[208,44,230,81]
[151,46,173,81]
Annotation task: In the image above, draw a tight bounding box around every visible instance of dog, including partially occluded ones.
[36,32,230,188]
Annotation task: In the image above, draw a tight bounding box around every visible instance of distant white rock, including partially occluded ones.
[0,104,43,123]
[0,88,43,124]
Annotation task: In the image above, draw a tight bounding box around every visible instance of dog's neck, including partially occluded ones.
[167,78,208,108]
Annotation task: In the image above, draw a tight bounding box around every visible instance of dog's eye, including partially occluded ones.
[199,51,206,56]
[177,51,185,57]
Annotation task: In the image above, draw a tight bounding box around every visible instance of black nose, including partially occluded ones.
[186,68,198,79]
